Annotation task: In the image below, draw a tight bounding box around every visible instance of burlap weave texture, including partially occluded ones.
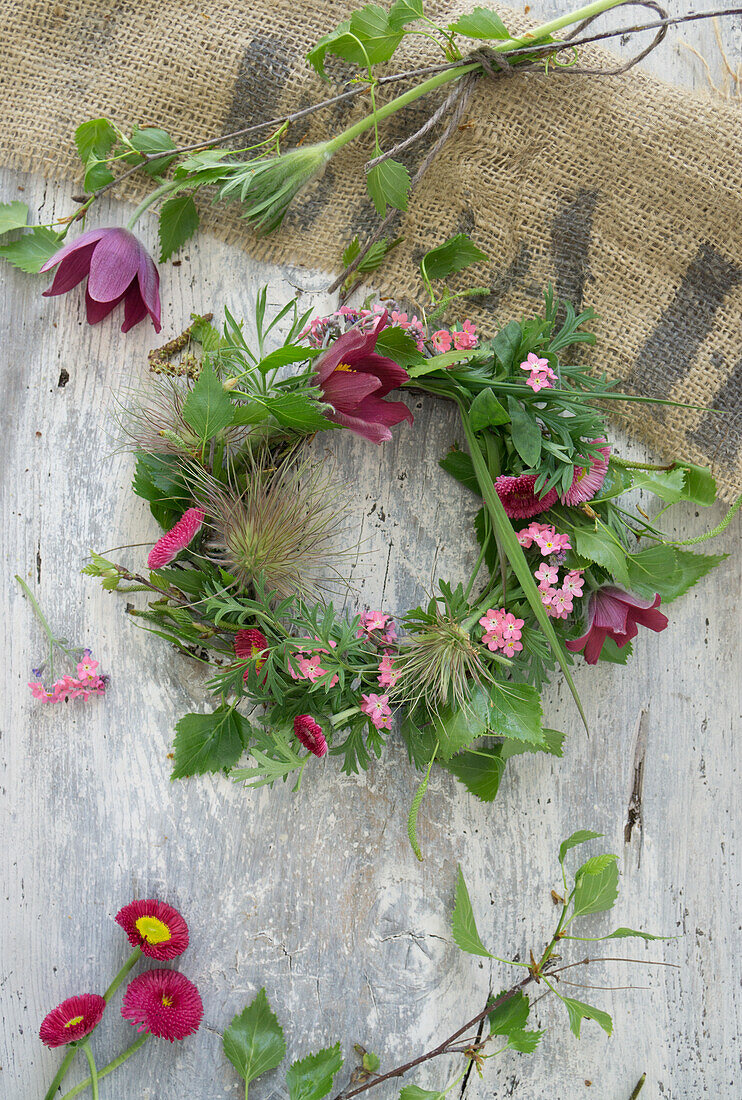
[1,0,740,498]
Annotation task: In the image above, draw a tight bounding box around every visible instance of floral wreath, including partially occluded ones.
[62,238,729,859]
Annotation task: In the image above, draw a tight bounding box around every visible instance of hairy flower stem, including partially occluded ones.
[16,575,60,682]
[58,1036,149,1100]
[125,180,183,231]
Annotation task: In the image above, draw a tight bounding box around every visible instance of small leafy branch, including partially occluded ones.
[60,833,665,1098]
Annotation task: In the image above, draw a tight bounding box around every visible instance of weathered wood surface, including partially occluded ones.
[1,5,740,1097]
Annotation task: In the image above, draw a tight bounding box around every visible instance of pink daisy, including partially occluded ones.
[561,439,611,505]
[116,899,189,961]
[360,693,392,730]
[121,970,203,1042]
[147,508,205,569]
[40,994,106,1048]
[293,714,328,757]
[494,475,558,520]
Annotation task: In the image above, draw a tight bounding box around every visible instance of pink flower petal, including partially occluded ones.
[85,285,126,325]
[39,227,109,274]
[321,369,381,413]
[41,242,98,297]
[87,228,141,302]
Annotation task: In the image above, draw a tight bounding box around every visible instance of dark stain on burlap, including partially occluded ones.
[0,0,740,499]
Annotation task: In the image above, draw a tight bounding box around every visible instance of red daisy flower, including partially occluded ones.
[147,508,205,569]
[39,994,106,1048]
[293,714,328,757]
[234,628,268,681]
[121,970,203,1041]
[115,899,189,961]
[494,474,558,520]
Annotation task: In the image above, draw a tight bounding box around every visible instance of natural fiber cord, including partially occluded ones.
[1,0,740,499]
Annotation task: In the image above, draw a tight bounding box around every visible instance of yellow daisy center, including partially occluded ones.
[161,994,174,1007]
[135,915,172,945]
[64,1015,84,1028]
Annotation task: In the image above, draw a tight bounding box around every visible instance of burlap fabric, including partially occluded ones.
[1,1,740,499]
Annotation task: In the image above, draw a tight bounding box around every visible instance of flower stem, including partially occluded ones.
[43,1048,78,1100]
[103,948,142,1002]
[126,180,183,230]
[58,1035,149,1100]
[79,1041,99,1100]
[16,575,59,684]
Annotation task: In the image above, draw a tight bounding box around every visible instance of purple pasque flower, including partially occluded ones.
[314,311,413,444]
[566,585,668,664]
[40,227,161,333]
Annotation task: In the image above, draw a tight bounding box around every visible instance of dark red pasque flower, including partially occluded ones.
[40,226,161,332]
[494,474,558,520]
[566,586,668,664]
[39,994,106,1048]
[121,969,203,1041]
[115,899,189,961]
[293,714,328,757]
[314,312,413,444]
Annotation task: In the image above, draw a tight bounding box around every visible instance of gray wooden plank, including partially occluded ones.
[1,6,740,1098]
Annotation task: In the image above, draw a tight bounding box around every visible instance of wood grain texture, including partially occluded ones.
[1,5,740,1097]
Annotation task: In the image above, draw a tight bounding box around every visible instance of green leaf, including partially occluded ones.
[130,125,178,174]
[0,226,61,273]
[83,158,115,191]
[675,461,716,505]
[451,7,510,39]
[631,466,688,503]
[182,361,235,442]
[507,396,542,466]
[486,680,543,744]
[444,747,505,802]
[561,995,613,1039]
[574,526,630,586]
[439,448,479,495]
[431,689,490,760]
[597,636,632,664]
[488,990,530,1036]
[559,830,602,865]
[286,1044,344,1100]
[469,388,510,432]
[604,927,670,942]
[388,0,425,30]
[74,118,117,163]
[399,1088,445,1100]
[420,233,487,284]
[342,236,361,266]
[626,545,726,603]
[344,5,405,63]
[256,344,314,374]
[571,857,619,918]
[407,348,479,376]
[171,707,250,779]
[367,158,411,218]
[452,866,491,956]
[500,728,564,760]
[259,393,337,432]
[0,201,29,235]
[375,325,425,369]
[362,1051,380,1073]
[222,988,286,1086]
[132,451,191,527]
[491,320,522,370]
[504,1029,543,1053]
[158,193,199,262]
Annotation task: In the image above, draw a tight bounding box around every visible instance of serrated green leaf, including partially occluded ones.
[488,990,530,1035]
[362,1051,380,1073]
[597,636,633,664]
[420,233,488,284]
[575,853,617,879]
[631,466,688,503]
[486,680,543,744]
[259,393,337,432]
[492,320,522,370]
[626,545,726,603]
[469,389,510,432]
[559,830,602,865]
[507,396,542,466]
[130,125,177,174]
[561,995,612,1038]
[83,158,115,191]
[603,927,670,941]
[439,448,480,495]
[74,118,117,163]
[504,1029,543,1052]
[388,0,425,30]
[452,866,491,956]
[286,1044,344,1100]
[443,747,504,802]
[182,361,234,442]
[158,193,199,262]
[407,348,478,376]
[375,325,425,369]
[367,158,410,218]
[171,707,250,779]
[675,461,716,505]
[574,526,630,586]
[343,5,405,63]
[0,226,61,273]
[500,728,564,760]
[572,858,619,918]
[451,7,510,39]
[342,236,361,266]
[223,988,286,1085]
[0,201,29,235]
[399,1087,445,1100]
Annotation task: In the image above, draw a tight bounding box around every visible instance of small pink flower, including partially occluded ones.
[525,371,552,393]
[520,353,549,374]
[479,608,505,635]
[40,994,107,1048]
[501,612,524,641]
[540,587,557,608]
[500,638,523,657]
[293,714,328,757]
[391,310,409,326]
[76,652,99,680]
[550,532,572,553]
[121,970,202,1042]
[431,329,452,352]
[360,692,392,730]
[535,563,559,589]
[494,475,558,520]
[29,681,57,702]
[516,529,534,548]
[483,630,504,651]
[147,508,205,569]
[453,321,478,350]
[548,590,574,618]
[561,439,611,505]
[358,610,391,635]
[378,654,399,688]
[562,571,585,597]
